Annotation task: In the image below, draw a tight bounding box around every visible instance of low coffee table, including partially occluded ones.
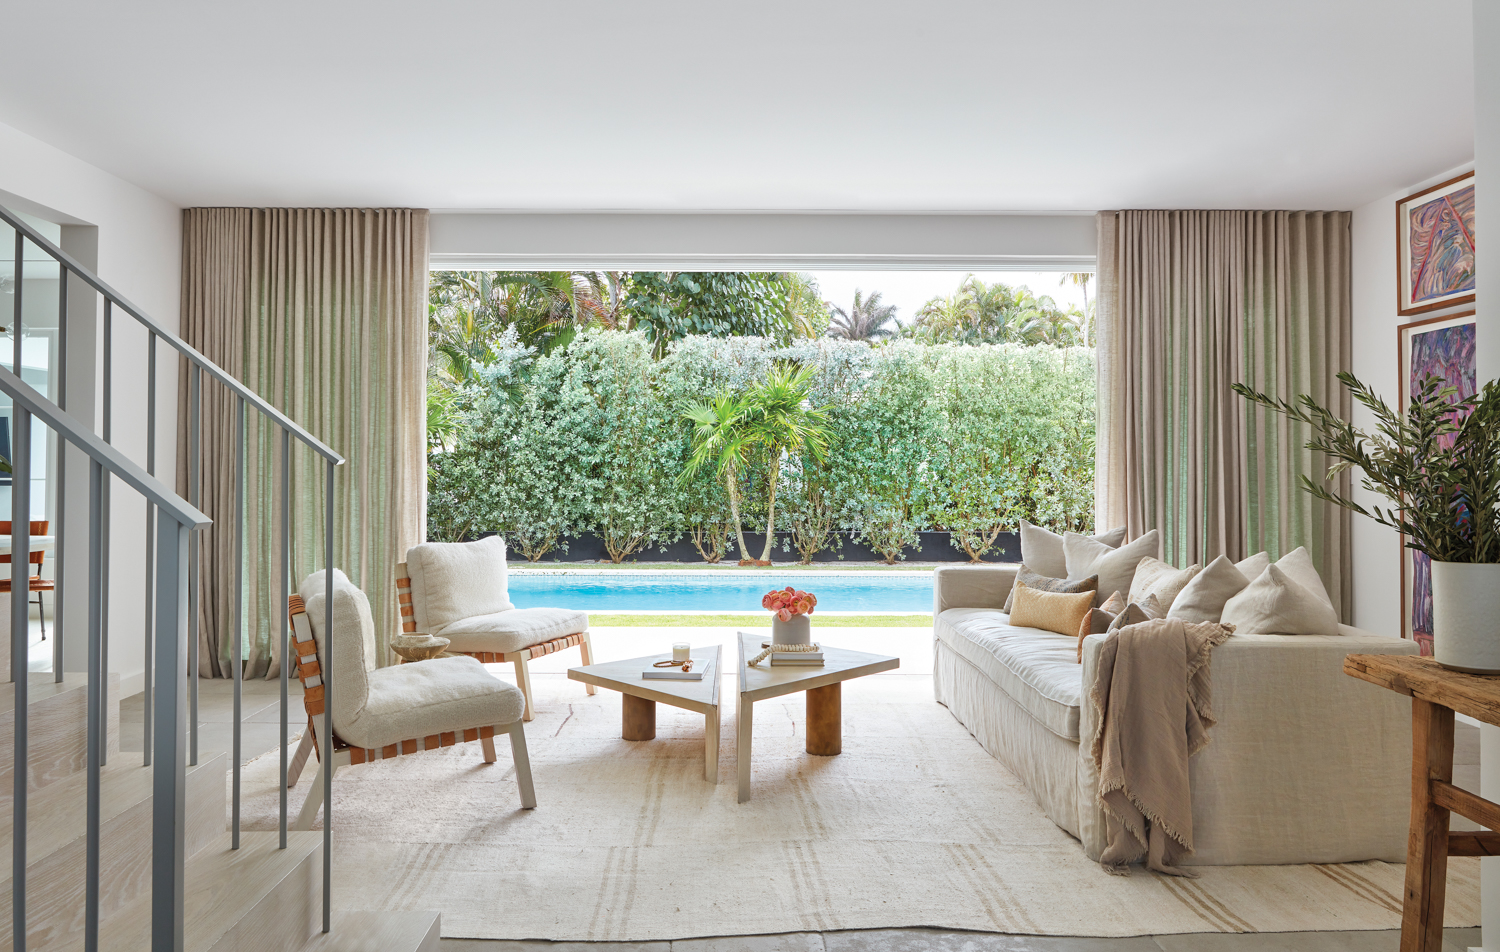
[735,631,899,803]
[568,645,721,783]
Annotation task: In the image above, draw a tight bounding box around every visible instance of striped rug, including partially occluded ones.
[237,673,1477,941]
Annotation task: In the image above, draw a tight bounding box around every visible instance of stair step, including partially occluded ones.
[296,911,441,952]
[42,831,323,952]
[1,752,227,949]
[0,672,119,802]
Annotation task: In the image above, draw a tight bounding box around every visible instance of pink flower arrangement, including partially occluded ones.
[762,586,817,623]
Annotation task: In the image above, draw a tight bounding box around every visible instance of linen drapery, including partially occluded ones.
[1095,210,1352,620]
[180,208,429,678]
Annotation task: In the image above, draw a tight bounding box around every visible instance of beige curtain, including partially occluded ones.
[1096,210,1352,620]
[180,208,429,677]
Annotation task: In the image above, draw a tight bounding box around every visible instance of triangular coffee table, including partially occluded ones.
[568,645,722,783]
[735,631,900,803]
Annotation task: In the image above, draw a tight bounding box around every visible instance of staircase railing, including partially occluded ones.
[2,205,345,951]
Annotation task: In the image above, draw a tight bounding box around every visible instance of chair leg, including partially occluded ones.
[578,631,596,695]
[513,656,535,722]
[294,759,327,830]
[36,591,45,640]
[287,729,316,788]
[481,732,498,763]
[508,721,537,809]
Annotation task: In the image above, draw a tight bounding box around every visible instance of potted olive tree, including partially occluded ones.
[1234,373,1500,672]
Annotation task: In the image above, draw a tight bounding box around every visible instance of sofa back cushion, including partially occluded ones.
[1010,583,1096,639]
[405,536,514,633]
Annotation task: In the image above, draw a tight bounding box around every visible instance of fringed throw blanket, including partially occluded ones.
[1088,616,1233,877]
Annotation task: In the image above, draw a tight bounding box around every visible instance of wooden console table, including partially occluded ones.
[1345,653,1500,952]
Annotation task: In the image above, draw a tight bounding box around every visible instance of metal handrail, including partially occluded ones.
[0,206,344,465]
[0,366,208,529]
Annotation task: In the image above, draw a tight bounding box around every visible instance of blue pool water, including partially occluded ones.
[507,572,933,613]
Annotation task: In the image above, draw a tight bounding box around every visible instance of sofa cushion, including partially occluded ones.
[936,608,1084,740]
[1010,584,1095,638]
[1064,530,1161,607]
[1020,520,1126,579]
[1221,564,1340,636]
[348,656,525,750]
[1128,557,1201,611]
[406,536,514,633]
[438,607,590,656]
[1169,554,1253,623]
[1002,564,1098,613]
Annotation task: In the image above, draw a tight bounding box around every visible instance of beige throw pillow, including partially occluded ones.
[1272,546,1335,609]
[1236,551,1271,581]
[1019,519,1127,580]
[1127,557,1201,611]
[1168,554,1252,623]
[1002,564,1099,613]
[1099,590,1127,614]
[1010,583,1096,639]
[1064,529,1161,607]
[1220,564,1339,636]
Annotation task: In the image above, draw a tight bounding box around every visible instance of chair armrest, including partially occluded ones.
[933,564,1018,616]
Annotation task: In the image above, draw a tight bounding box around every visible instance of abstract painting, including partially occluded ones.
[1398,311,1476,652]
[1398,172,1476,316]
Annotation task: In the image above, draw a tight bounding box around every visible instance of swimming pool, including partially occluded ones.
[507,571,934,613]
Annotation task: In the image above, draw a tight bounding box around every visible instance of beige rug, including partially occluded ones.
[238,673,1478,941]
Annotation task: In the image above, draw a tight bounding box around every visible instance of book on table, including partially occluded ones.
[642,659,710,681]
[770,652,824,666]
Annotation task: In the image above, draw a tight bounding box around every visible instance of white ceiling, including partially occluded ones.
[0,0,1475,212]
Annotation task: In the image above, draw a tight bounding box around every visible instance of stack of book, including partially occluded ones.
[643,660,709,681]
[770,650,823,667]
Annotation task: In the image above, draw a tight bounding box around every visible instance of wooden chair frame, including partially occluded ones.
[396,561,594,722]
[285,592,536,830]
[0,520,52,640]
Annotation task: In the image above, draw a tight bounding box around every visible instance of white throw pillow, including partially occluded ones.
[1020,520,1126,580]
[1127,556,1201,611]
[1236,551,1271,581]
[1168,555,1252,623]
[1064,529,1160,608]
[1272,546,1334,610]
[405,535,514,633]
[1220,564,1340,636]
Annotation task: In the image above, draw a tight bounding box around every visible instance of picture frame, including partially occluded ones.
[1397,310,1476,651]
[1396,171,1476,316]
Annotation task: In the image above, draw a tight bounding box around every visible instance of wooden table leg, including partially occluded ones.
[704,703,720,784]
[737,693,753,803]
[806,682,841,756]
[1401,697,1455,952]
[622,694,656,741]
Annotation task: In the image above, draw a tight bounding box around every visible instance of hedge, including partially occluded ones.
[427,331,1096,563]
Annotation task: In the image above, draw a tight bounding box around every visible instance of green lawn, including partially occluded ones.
[587,613,933,627]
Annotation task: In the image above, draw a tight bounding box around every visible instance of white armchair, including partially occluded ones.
[285,569,535,830]
[396,536,593,721]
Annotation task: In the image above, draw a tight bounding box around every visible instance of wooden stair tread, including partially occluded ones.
[43,832,323,952]
[0,752,227,866]
[296,911,441,952]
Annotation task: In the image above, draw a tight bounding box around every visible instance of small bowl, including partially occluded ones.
[391,632,451,663]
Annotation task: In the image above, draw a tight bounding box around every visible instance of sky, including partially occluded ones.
[807,271,1091,329]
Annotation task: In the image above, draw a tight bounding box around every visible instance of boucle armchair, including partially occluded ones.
[396,536,593,721]
[285,569,535,830]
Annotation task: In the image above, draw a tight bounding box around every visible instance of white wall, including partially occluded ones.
[1348,162,1475,637]
[0,117,181,695]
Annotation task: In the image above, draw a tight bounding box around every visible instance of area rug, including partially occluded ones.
[237,673,1478,941]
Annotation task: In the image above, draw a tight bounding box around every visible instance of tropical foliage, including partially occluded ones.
[428,331,1096,563]
[904,276,1088,347]
[828,290,898,341]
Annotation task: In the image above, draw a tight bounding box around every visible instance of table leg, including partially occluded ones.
[704,703,720,784]
[1401,698,1455,952]
[622,694,656,741]
[737,693,753,803]
[806,682,841,756]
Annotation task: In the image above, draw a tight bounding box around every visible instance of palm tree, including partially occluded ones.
[741,365,831,562]
[681,392,756,561]
[828,290,897,341]
[1058,272,1093,345]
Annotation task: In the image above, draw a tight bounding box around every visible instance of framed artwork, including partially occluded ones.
[1397,310,1476,652]
[1397,171,1476,316]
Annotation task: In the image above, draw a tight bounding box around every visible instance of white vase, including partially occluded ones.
[771,614,811,646]
[1431,560,1500,673]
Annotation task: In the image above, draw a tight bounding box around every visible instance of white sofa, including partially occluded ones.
[933,563,1418,865]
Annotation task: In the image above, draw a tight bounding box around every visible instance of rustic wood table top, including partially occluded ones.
[1344,653,1500,727]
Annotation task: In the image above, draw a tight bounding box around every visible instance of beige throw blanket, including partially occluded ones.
[1088,616,1232,877]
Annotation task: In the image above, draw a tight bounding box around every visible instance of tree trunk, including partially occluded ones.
[727,467,749,561]
[759,460,780,563]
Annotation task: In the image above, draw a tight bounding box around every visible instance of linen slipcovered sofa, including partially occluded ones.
[933,563,1417,865]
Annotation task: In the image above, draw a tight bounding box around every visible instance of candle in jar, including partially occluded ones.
[672,643,690,663]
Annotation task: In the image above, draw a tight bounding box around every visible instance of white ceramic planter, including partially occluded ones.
[771,614,811,646]
[1431,560,1500,673]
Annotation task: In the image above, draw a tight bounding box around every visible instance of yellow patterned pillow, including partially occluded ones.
[1009,582,1097,639]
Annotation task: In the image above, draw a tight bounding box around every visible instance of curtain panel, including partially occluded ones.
[1096,210,1352,620]
[180,207,429,678]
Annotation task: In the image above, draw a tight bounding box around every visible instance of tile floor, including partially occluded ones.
[118,674,1486,952]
